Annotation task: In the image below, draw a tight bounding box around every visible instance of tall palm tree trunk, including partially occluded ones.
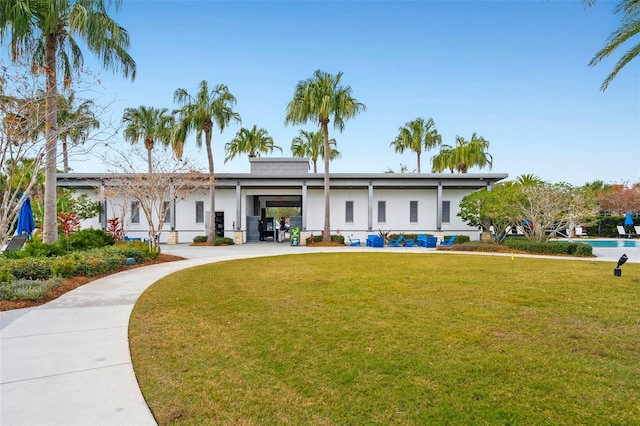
[321,121,331,243]
[146,147,153,173]
[205,124,216,243]
[62,140,69,173]
[43,35,59,243]
[416,151,421,173]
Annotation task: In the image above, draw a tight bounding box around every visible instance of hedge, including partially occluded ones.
[502,237,593,257]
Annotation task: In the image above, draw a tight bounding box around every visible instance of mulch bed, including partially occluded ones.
[0,254,184,312]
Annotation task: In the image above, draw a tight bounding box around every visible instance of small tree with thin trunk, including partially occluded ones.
[102,147,204,251]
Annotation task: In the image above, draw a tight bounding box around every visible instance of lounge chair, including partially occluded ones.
[417,235,428,247]
[404,237,415,247]
[388,235,404,247]
[635,226,640,238]
[617,226,627,238]
[347,236,361,246]
[440,235,456,247]
[1,234,28,253]
[369,236,384,247]
[575,226,587,237]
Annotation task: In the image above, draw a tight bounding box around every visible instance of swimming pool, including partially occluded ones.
[581,239,640,248]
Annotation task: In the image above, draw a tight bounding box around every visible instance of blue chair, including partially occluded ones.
[371,236,385,247]
[404,237,415,247]
[440,235,456,247]
[427,237,438,248]
[417,235,428,247]
[388,235,404,247]
[366,235,385,247]
[348,236,361,246]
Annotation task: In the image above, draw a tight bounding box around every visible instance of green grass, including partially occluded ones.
[129,253,640,425]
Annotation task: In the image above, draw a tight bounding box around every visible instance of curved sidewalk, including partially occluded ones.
[1,243,636,425]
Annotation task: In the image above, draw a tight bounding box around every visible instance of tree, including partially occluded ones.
[594,183,640,215]
[430,144,457,173]
[58,91,99,173]
[458,182,522,243]
[285,70,365,242]
[173,81,241,243]
[0,0,136,243]
[0,64,47,246]
[390,117,441,173]
[515,173,543,186]
[224,124,281,163]
[290,129,340,173]
[587,0,640,91]
[516,182,596,242]
[122,105,174,173]
[431,133,492,173]
[102,146,203,251]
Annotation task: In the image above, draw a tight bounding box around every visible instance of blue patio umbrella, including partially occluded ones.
[16,196,35,238]
[624,212,634,226]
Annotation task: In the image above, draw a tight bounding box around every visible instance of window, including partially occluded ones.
[442,201,451,223]
[377,201,386,223]
[163,201,171,224]
[345,201,354,223]
[409,200,418,223]
[131,201,140,224]
[195,201,204,223]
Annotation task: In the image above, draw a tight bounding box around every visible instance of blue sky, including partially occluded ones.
[72,0,638,186]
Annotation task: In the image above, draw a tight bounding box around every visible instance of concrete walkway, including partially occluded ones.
[1,242,637,425]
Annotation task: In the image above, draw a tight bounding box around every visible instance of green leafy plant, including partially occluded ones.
[212,236,235,246]
[0,277,61,301]
[69,228,115,250]
[193,235,208,243]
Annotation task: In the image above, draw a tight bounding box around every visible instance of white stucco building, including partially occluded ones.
[57,158,507,244]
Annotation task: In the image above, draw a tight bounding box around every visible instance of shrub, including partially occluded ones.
[72,250,126,276]
[0,267,16,284]
[305,234,345,244]
[212,237,235,246]
[502,237,593,257]
[451,241,503,252]
[193,235,208,243]
[69,228,115,251]
[110,245,145,263]
[51,257,78,278]
[2,238,67,258]
[8,258,53,280]
[0,277,61,301]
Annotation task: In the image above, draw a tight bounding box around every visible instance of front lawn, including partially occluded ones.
[130,253,640,425]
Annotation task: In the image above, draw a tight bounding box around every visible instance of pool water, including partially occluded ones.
[581,239,640,248]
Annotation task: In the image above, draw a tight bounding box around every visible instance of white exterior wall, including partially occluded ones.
[65,179,491,243]
[440,188,480,239]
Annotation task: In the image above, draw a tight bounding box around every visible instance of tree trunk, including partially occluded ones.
[321,121,331,243]
[62,140,69,173]
[205,123,216,243]
[416,151,421,174]
[145,137,154,173]
[313,158,317,173]
[43,35,59,243]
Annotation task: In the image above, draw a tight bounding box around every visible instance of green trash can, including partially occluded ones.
[290,227,300,246]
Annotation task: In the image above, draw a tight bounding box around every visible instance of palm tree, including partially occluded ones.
[122,106,174,173]
[587,0,640,91]
[431,145,457,173]
[173,81,241,243]
[0,0,136,243]
[455,133,492,173]
[431,133,492,173]
[515,173,543,186]
[290,129,340,173]
[224,125,281,163]
[58,91,99,173]
[285,70,365,242]
[390,117,441,173]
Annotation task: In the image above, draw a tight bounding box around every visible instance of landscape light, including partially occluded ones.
[614,254,628,277]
